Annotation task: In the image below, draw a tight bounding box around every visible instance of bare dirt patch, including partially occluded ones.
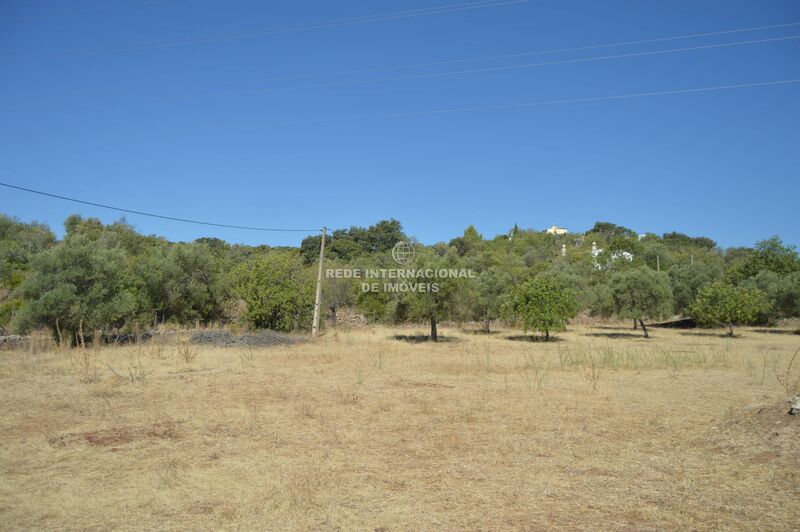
[47,421,183,449]
[394,379,455,389]
[723,401,799,432]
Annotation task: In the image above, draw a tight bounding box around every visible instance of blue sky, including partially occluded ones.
[1,0,799,248]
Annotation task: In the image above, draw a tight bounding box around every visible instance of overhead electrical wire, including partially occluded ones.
[131,0,527,47]
[209,35,800,96]
[33,0,527,58]
[300,78,800,123]
[234,21,800,84]
[0,182,322,233]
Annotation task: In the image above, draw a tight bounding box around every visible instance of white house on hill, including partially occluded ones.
[591,241,634,270]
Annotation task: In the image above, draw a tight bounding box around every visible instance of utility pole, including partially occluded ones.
[656,254,660,272]
[311,226,327,339]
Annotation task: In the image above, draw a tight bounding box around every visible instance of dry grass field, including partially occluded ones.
[1,324,799,530]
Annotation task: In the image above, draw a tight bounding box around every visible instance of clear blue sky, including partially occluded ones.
[2,0,799,248]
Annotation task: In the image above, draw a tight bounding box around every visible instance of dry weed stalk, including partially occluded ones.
[178,342,197,363]
[775,348,800,398]
[146,339,166,360]
[104,352,152,383]
[239,345,256,366]
[580,348,602,393]
[519,352,550,391]
[70,348,98,383]
[244,399,261,436]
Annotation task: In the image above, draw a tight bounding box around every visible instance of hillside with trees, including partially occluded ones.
[1,213,799,342]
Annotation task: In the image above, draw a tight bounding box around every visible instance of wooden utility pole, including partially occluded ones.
[311,226,327,339]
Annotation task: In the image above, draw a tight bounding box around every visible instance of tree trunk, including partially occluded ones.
[330,306,338,328]
[55,317,63,348]
[728,323,734,337]
[544,327,550,341]
[633,319,638,330]
[484,309,490,334]
[430,316,438,342]
[78,318,86,349]
[639,319,649,339]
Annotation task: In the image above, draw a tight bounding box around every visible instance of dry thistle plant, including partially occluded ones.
[104,352,152,383]
[775,348,800,398]
[70,348,98,384]
[239,345,256,366]
[354,367,366,385]
[372,351,384,370]
[28,328,54,356]
[746,351,774,386]
[244,399,261,436]
[177,342,197,363]
[519,352,550,392]
[579,348,602,393]
[146,339,166,360]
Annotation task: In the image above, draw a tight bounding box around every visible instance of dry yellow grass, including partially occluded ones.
[1,324,799,530]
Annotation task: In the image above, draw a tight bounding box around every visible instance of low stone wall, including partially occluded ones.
[0,335,26,350]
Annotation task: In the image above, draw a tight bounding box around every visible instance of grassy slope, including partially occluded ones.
[0,325,798,530]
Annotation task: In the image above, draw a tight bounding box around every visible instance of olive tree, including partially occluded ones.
[668,262,721,314]
[0,215,56,328]
[740,270,800,322]
[501,275,578,341]
[691,281,771,336]
[470,267,513,332]
[404,251,467,341]
[11,233,135,345]
[609,267,673,338]
[234,252,314,331]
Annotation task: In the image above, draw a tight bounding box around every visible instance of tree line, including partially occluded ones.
[1,214,798,343]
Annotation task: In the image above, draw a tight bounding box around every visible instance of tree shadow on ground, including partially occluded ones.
[679,331,737,338]
[584,332,644,339]
[461,329,501,335]
[593,325,638,331]
[752,329,800,336]
[391,335,459,344]
[506,335,564,343]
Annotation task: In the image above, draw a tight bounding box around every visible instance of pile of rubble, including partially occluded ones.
[0,335,25,350]
[332,309,368,328]
[190,329,304,348]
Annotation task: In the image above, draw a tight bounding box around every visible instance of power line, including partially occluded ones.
[63,0,179,16]
[0,182,321,233]
[301,78,800,123]
[137,0,526,46]
[10,0,178,18]
[225,21,800,85]
[24,0,526,59]
[212,35,800,96]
